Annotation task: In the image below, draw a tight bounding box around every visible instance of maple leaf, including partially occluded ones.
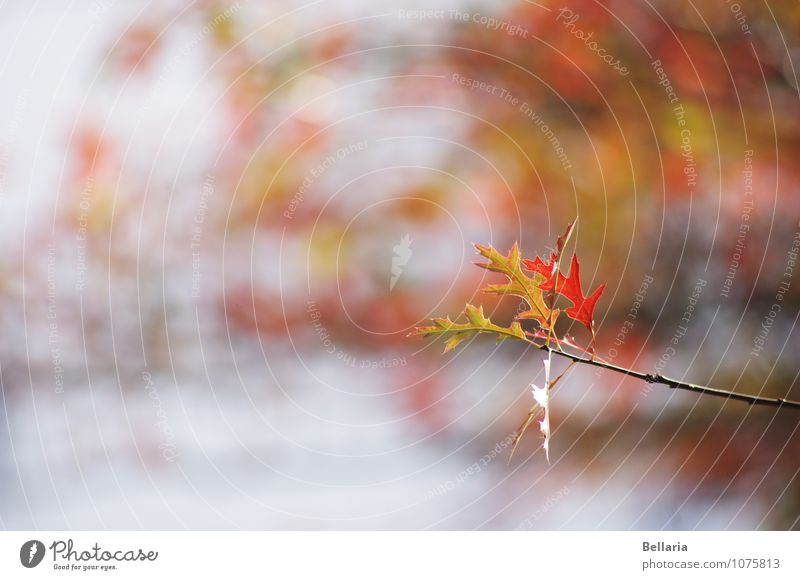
[473,243,553,328]
[411,303,527,353]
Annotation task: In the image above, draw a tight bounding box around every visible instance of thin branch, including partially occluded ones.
[529,341,800,410]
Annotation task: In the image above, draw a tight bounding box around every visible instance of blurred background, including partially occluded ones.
[1,0,799,530]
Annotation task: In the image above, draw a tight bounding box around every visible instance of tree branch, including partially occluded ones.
[533,342,800,410]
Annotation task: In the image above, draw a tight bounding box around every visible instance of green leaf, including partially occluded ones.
[411,304,527,353]
[473,243,552,327]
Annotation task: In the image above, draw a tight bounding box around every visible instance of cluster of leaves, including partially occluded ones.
[411,220,605,461]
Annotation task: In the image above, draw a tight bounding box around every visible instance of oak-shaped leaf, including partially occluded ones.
[522,219,576,288]
[411,303,526,353]
[557,254,605,331]
[523,253,558,291]
[523,253,604,332]
[473,243,553,328]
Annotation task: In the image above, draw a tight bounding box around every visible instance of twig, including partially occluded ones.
[530,341,800,410]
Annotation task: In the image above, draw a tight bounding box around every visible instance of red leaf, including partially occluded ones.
[521,220,576,292]
[521,253,557,290]
[556,254,605,331]
[523,253,604,331]
[555,220,576,256]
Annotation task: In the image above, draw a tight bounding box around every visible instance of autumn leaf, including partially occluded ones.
[523,253,605,332]
[554,219,576,256]
[556,254,606,333]
[473,243,553,328]
[522,253,558,291]
[556,254,605,331]
[521,219,576,289]
[410,303,526,352]
[408,216,800,464]
[411,219,606,462]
